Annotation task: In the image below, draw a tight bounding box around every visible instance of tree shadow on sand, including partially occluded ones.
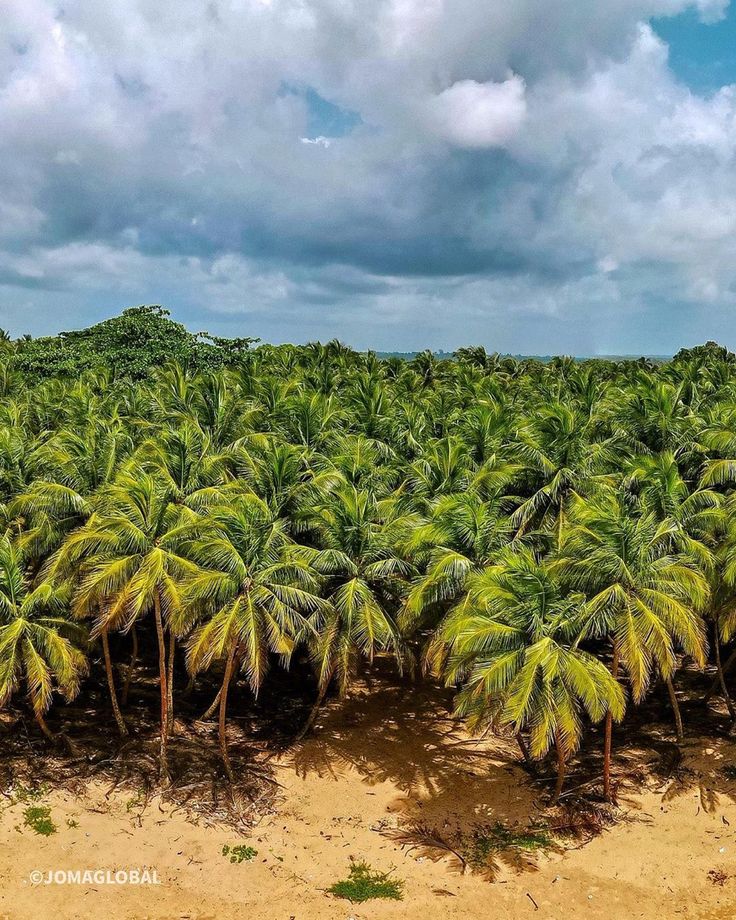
[289,666,576,879]
[0,669,281,827]
[563,666,736,817]
[288,662,736,878]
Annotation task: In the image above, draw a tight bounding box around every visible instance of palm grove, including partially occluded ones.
[1,307,735,803]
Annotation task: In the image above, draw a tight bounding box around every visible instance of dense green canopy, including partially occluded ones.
[1,310,735,800]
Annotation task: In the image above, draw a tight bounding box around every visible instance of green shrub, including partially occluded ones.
[23,805,56,836]
[222,844,258,863]
[328,861,404,902]
[465,822,553,868]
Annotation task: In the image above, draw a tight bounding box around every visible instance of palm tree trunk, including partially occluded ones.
[219,646,237,784]
[705,647,736,701]
[34,708,55,743]
[101,629,128,737]
[515,732,534,769]
[296,683,329,741]
[666,676,685,744]
[552,735,566,804]
[121,626,138,707]
[153,590,169,786]
[166,633,175,735]
[201,685,222,721]
[603,643,620,803]
[713,617,736,721]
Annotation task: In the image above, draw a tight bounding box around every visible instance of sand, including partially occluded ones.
[0,681,734,920]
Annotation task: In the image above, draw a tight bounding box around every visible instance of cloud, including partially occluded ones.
[693,0,730,22]
[0,1,735,352]
[426,76,527,148]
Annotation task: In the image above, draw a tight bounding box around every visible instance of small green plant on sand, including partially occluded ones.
[66,818,79,828]
[23,805,56,836]
[13,784,48,804]
[465,823,553,868]
[222,844,258,863]
[328,860,404,902]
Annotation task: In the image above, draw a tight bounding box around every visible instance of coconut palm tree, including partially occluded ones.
[403,491,517,633]
[0,533,88,740]
[299,484,418,735]
[429,547,625,801]
[183,495,324,778]
[510,402,620,544]
[52,471,199,782]
[11,416,133,564]
[557,491,709,799]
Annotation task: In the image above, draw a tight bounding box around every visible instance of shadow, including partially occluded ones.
[289,661,536,798]
[286,657,736,879]
[0,658,282,828]
[564,663,736,814]
[289,660,561,879]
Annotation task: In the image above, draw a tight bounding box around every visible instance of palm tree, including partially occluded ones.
[299,484,418,735]
[699,497,736,720]
[403,491,517,632]
[429,548,625,801]
[610,375,696,454]
[624,451,721,562]
[0,533,88,740]
[557,491,709,799]
[132,420,233,509]
[510,402,621,544]
[52,471,198,782]
[183,495,324,778]
[11,415,133,564]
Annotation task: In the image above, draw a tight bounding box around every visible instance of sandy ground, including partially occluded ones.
[1,682,735,920]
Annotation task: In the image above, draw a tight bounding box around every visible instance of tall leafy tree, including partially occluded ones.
[0,534,87,740]
[429,548,625,801]
[557,492,708,799]
[53,472,198,781]
[183,496,324,778]
[300,484,418,734]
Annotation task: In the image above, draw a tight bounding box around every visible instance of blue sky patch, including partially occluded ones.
[279,83,362,138]
[653,6,736,93]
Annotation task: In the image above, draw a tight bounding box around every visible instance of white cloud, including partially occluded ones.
[426,76,527,148]
[1,1,736,351]
[693,0,730,22]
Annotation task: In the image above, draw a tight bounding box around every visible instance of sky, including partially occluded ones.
[2,2,736,354]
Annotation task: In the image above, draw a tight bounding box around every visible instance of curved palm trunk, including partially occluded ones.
[121,626,138,707]
[153,590,170,786]
[705,647,736,702]
[603,643,620,802]
[515,732,534,769]
[666,676,684,744]
[201,685,222,721]
[296,683,329,742]
[101,629,128,737]
[552,735,566,804]
[166,634,175,735]
[219,646,238,784]
[34,708,55,743]
[713,617,736,721]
